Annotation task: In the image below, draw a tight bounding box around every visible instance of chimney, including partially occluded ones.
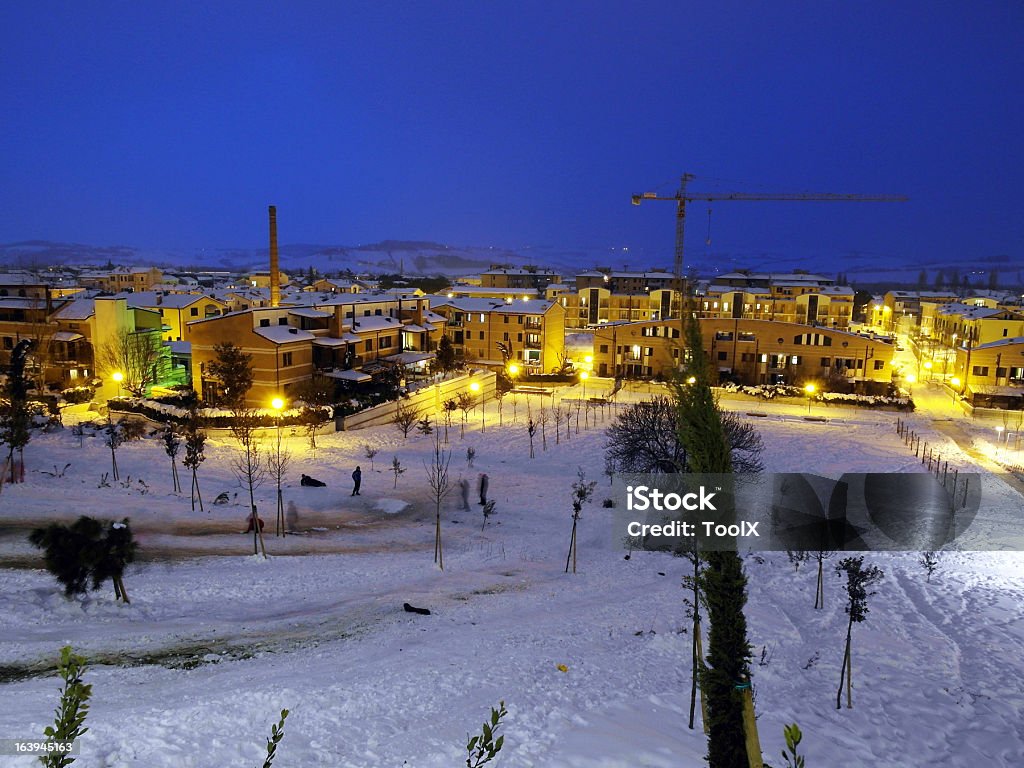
[269,205,280,308]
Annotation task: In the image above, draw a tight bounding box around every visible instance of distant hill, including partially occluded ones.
[1,239,1021,289]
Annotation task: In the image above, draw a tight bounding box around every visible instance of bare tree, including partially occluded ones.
[553,405,565,445]
[363,444,379,471]
[231,409,267,557]
[456,392,476,438]
[97,328,164,397]
[527,419,536,459]
[605,396,763,474]
[294,374,334,453]
[537,407,549,451]
[564,468,596,574]
[183,412,206,512]
[424,432,453,569]
[161,425,182,493]
[267,427,292,537]
[835,556,884,709]
[392,401,419,439]
[390,456,406,488]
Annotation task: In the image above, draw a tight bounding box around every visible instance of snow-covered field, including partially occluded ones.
[1,391,1022,767]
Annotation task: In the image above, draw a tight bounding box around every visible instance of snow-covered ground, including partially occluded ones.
[1,387,1022,767]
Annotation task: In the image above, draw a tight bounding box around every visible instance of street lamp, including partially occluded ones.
[580,370,589,399]
[470,380,483,431]
[804,383,816,414]
[112,371,124,399]
[687,376,697,385]
[904,373,916,395]
[950,376,961,404]
[923,360,933,382]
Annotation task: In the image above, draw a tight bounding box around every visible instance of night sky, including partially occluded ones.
[2,2,1022,268]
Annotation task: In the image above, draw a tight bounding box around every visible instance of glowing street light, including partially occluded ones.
[950,376,961,404]
[111,370,124,399]
[687,376,697,385]
[271,397,284,412]
[580,370,589,400]
[804,382,816,414]
[923,360,933,382]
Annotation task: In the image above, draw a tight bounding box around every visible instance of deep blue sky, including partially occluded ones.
[2,1,1022,268]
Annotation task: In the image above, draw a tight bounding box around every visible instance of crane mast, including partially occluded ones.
[632,173,908,278]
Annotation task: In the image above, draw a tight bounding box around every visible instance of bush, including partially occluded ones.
[60,386,95,405]
[29,517,137,601]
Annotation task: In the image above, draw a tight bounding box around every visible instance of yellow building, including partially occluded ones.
[429,297,565,373]
[121,292,229,341]
[952,336,1024,408]
[591,318,895,390]
[480,266,562,290]
[79,267,164,293]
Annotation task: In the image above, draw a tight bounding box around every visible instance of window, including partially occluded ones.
[503,332,509,341]
[526,333,540,345]
[480,331,486,340]
[599,344,608,353]
[821,357,831,367]
[380,336,392,349]
[479,314,485,323]
[365,339,373,351]
[972,365,989,376]
[790,355,801,365]
[281,352,293,367]
[997,367,1008,378]
[874,360,884,370]
[2,337,11,350]
[718,351,728,360]
[190,307,199,317]
[260,318,270,327]
[363,310,371,316]
[278,317,288,325]
[517,333,523,342]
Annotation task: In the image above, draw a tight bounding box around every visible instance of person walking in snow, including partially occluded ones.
[459,477,470,511]
[351,466,362,496]
[478,473,489,505]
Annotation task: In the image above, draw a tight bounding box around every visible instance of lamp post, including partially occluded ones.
[470,380,483,431]
[923,360,933,382]
[804,382,816,414]
[112,370,124,399]
[950,376,961,405]
[904,373,916,396]
[996,425,1005,458]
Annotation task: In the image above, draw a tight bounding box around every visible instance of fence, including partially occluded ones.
[895,417,971,509]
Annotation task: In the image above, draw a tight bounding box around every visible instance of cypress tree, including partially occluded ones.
[672,312,752,768]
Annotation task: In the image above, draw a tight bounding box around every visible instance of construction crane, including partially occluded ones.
[631,173,908,278]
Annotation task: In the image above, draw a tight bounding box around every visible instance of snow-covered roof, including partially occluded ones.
[346,315,403,333]
[253,326,315,344]
[288,307,333,319]
[429,297,555,315]
[52,298,95,320]
[972,336,1024,350]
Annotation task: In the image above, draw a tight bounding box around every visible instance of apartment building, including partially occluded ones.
[590,318,895,389]
[118,292,229,341]
[79,266,164,293]
[428,297,565,372]
[187,296,444,406]
[479,266,563,291]
[952,336,1024,408]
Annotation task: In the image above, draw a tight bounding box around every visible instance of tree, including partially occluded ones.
[392,401,419,439]
[231,410,266,557]
[465,700,507,768]
[29,516,136,603]
[781,723,806,768]
[416,416,434,436]
[671,313,752,768]
[443,399,458,443]
[208,342,254,409]
[183,411,207,512]
[481,499,496,532]
[813,548,836,609]
[605,396,763,474]
[268,426,292,537]
[161,426,182,493]
[103,419,124,482]
[390,456,406,488]
[0,339,34,484]
[40,646,92,768]
[456,392,475,438]
[433,334,458,374]
[919,550,940,583]
[294,374,335,452]
[916,269,927,290]
[97,328,164,397]
[363,444,379,471]
[527,419,536,459]
[988,269,999,291]
[424,433,452,569]
[835,556,884,709]
[564,468,596,574]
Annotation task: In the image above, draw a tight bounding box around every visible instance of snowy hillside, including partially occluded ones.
[0,387,1022,766]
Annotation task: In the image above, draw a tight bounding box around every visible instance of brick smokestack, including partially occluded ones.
[269,205,280,308]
